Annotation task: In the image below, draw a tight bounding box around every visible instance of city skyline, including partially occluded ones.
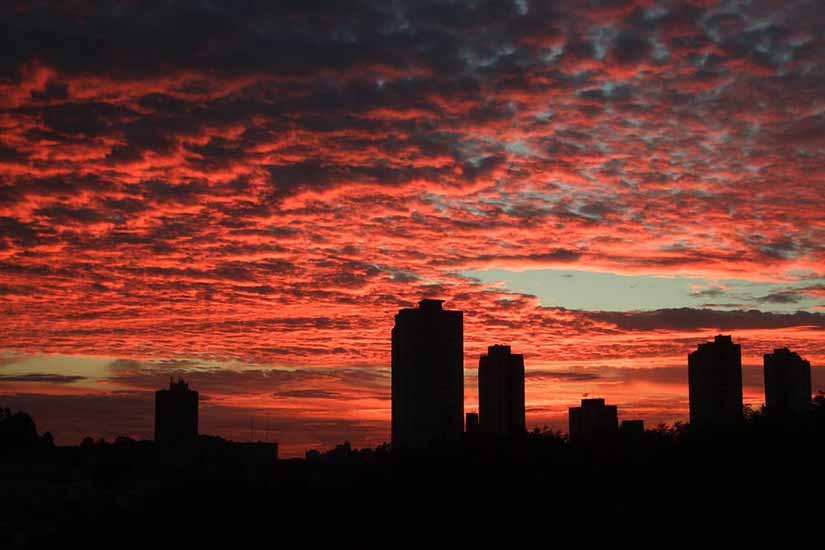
[152,322,814,450]
[1,1,824,456]
[5,299,820,455]
[2,301,824,455]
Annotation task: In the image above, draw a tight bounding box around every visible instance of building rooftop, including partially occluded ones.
[167,377,191,392]
[418,299,444,310]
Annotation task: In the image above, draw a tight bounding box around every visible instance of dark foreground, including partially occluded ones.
[2,411,824,547]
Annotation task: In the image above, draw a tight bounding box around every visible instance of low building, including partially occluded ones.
[569,398,618,441]
[620,420,645,437]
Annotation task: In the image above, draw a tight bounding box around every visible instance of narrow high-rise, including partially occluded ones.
[155,378,199,445]
[568,398,618,441]
[391,299,464,448]
[688,335,743,428]
[764,348,811,417]
[478,345,525,437]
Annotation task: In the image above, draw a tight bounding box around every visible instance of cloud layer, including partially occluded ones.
[1,1,823,454]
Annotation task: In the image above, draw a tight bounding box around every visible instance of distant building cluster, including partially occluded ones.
[154,377,278,460]
[388,300,815,449]
[154,299,816,453]
[686,336,812,429]
[390,300,530,448]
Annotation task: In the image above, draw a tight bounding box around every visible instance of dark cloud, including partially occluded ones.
[274,389,345,399]
[0,373,86,384]
[0,217,39,247]
[38,102,135,137]
[1,0,824,453]
[589,308,825,332]
[34,205,111,224]
[757,291,803,305]
[690,287,727,299]
[0,144,25,164]
[526,370,602,382]
[611,33,652,65]
[30,80,69,102]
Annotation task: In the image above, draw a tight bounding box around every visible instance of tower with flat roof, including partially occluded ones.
[155,378,199,445]
[568,398,618,441]
[478,344,525,437]
[764,348,811,418]
[688,335,743,429]
[391,299,463,448]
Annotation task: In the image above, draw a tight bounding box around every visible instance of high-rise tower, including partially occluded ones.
[478,344,525,437]
[688,335,743,428]
[764,348,811,418]
[155,378,199,445]
[391,299,463,448]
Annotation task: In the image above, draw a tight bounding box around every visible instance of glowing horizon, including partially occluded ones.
[1,1,824,456]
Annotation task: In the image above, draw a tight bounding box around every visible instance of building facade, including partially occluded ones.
[391,299,464,448]
[620,419,645,437]
[569,398,618,441]
[764,348,811,417]
[155,378,199,445]
[478,344,525,437]
[688,335,743,428]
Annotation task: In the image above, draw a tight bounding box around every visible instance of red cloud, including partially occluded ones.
[1,1,824,454]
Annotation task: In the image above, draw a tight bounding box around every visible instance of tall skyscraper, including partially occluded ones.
[391,299,463,448]
[764,348,811,417]
[478,344,525,437]
[688,335,743,428]
[155,378,199,445]
[568,398,618,441]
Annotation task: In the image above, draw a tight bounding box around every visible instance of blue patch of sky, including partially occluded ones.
[463,268,824,313]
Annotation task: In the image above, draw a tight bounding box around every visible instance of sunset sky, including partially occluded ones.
[1,0,823,456]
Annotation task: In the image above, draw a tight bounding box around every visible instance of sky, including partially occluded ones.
[0,0,824,456]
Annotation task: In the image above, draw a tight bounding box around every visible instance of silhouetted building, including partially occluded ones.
[688,335,743,429]
[231,441,279,462]
[391,299,463,448]
[195,435,278,464]
[764,348,811,418]
[569,398,618,441]
[620,420,645,437]
[478,345,525,437]
[465,412,479,434]
[155,378,199,445]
